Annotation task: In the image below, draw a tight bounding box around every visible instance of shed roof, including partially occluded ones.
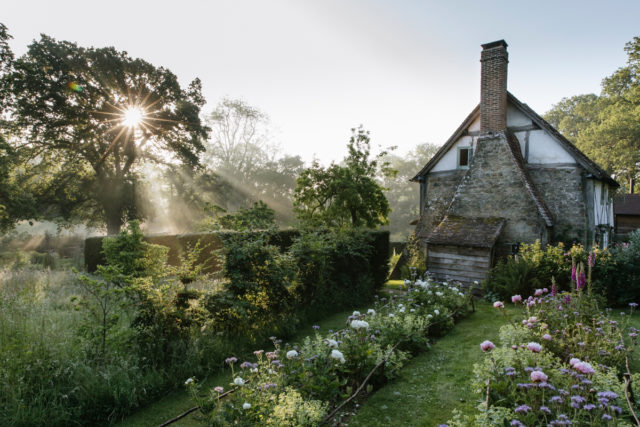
[422,215,506,248]
[614,194,640,216]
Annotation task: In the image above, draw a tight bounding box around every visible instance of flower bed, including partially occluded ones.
[446,286,640,426]
[185,277,472,425]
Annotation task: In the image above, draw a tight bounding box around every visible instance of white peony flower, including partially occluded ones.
[234,377,245,386]
[243,402,251,410]
[331,349,345,363]
[286,350,299,359]
[350,319,370,330]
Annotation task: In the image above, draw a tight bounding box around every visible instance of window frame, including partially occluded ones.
[457,146,472,169]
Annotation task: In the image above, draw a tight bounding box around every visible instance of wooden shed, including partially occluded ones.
[422,215,505,284]
[614,194,640,239]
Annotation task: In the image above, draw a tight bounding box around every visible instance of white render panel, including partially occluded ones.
[468,117,481,132]
[527,130,574,164]
[506,104,531,127]
[431,135,474,172]
[593,181,614,228]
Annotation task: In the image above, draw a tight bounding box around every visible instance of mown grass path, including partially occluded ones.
[348,301,513,426]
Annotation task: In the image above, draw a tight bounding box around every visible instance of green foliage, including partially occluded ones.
[593,230,640,306]
[101,221,169,281]
[484,241,611,300]
[293,126,393,229]
[289,230,389,320]
[192,279,472,425]
[545,37,640,191]
[381,142,440,240]
[465,290,638,426]
[199,200,276,231]
[3,31,208,233]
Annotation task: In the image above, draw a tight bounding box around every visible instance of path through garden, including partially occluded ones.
[348,301,514,426]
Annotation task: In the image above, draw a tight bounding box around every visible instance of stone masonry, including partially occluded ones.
[447,133,550,258]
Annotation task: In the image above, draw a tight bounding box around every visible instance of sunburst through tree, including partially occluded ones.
[6,33,209,234]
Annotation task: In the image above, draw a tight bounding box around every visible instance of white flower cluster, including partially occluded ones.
[326,339,338,348]
[331,349,345,363]
[350,319,370,330]
[367,308,376,316]
[234,377,245,386]
[286,350,299,359]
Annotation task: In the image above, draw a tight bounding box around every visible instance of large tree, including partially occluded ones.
[4,32,208,234]
[169,98,304,229]
[545,37,640,192]
[381,142,440,240]
[293,126,393,229]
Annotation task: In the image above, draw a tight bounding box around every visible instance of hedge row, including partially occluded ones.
[85,230,301,273]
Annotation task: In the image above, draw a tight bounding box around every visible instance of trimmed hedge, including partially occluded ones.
[85,230,301,273]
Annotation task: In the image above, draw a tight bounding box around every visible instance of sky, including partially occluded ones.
[3,0,639,165]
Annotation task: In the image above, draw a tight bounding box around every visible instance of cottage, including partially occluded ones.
[411,40,619,283]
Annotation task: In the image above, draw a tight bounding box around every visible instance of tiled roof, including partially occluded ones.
[422,215,506,248]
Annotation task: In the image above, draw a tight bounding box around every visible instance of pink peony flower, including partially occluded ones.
[480,340,495,352]
[573,361,595,375]
[543,334,552,341]
[531,370,548,382]
[493,301,504,309]
[511,295,522,303]
[527,342,542,353]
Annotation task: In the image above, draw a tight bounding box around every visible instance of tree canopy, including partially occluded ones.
[293,127,393,229]
[545,37,640,192]
[3,31,209,234]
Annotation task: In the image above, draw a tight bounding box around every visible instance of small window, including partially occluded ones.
[457,147,472,169]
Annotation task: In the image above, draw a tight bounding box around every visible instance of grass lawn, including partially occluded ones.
[117,306,372,426]
[348,300,515,427]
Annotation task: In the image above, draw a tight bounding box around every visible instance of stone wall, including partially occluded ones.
[418,170,466,240]
[447,134,549,259]
[528,165,587,244]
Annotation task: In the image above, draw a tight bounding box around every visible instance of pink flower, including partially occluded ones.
[573,361,595,375]
[531,370,548,382]
[569,358,581,367]
[511,295,522,303]
[480,340,495,352]
[527,316,538,323]
[543,334,552,341]
[534,289,544,296]
[527,342,542,353]
[493,301,504,309]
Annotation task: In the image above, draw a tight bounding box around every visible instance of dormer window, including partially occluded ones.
[457,146,472,169]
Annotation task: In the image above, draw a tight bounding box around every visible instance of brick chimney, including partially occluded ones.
[480,40,508,134]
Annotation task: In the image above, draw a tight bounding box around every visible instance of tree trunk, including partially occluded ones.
[106,212,122,235]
